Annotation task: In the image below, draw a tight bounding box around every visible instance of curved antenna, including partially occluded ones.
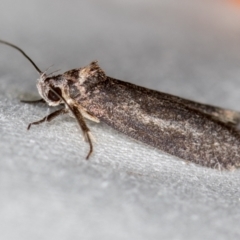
[0,39,42,74]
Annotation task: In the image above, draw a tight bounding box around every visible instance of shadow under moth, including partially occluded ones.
[1,39,240,170]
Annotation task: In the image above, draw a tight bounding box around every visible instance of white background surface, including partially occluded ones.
[1,0,240,239]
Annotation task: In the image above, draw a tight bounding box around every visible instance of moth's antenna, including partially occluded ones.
[0,39,42,74]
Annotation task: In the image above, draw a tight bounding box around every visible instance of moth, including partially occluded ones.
[1,39,240,170]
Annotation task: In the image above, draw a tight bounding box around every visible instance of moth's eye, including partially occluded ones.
[47,87,62,102]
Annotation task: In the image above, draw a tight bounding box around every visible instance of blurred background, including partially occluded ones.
[1,0,240,107]
[1,0,240,240]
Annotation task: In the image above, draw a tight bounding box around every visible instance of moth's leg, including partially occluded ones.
[21,98,46,104]
[27,108,68,130]
[81,109,100,123]
[71,105,93,159]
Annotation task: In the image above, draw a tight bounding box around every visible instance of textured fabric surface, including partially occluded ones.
[1,1,240,239]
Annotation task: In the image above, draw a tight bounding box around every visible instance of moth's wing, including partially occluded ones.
[174,98,240,129]
[149,89,240,130]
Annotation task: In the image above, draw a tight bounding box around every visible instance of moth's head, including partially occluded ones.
[36,61,106,106]
[0,41,107,105]
[37,73,65,106]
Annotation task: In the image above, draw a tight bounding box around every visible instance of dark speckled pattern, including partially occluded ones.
[60,62,240,170]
